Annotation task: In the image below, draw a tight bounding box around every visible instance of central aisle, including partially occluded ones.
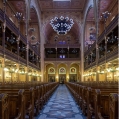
[36,84,86,119]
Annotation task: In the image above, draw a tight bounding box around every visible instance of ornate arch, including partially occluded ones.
[42,14,82,42]
[83,4,93,36]
[29,0,41,33]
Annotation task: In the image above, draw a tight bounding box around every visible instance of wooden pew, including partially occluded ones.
[0,89,25,119]
[0,86,34,119]
[0,81,59,119]
[94,88,118,119]
[34,86,40,116]
[0,93,9,119]
[82,86,88,115]
[109,93,118,119]
[66,81,118,119]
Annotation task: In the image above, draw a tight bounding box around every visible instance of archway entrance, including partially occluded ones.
[59,74,66,84]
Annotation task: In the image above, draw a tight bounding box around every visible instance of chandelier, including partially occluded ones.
[50,16,74,35]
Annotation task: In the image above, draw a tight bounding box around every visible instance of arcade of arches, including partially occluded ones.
[0,0,118,83]
[0,0,118,119]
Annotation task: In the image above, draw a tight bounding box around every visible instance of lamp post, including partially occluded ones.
[101,11,111,81]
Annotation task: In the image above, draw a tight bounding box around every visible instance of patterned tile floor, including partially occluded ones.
[36,84,86,119]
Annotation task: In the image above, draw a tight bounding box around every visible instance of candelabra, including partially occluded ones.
[101,11,111,81]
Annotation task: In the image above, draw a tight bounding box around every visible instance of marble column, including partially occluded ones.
[55,63,58,82]
[80,23,84,82]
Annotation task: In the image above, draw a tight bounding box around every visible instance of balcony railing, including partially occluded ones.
[84,61,96,70]
[84,42,96,56]
[28,62,40,70]
[19,57,27,65]
[0,8,39,57]
[44,58,80,61]
[5,49,18,61]
[98,14,118,44]
[44,43,80,48]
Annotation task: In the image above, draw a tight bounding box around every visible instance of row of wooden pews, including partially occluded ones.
[66,81,118,119]
[0,81,59,119]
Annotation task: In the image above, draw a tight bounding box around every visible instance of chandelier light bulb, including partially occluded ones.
[50,16,74,35]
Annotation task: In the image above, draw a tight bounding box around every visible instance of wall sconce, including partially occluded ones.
[15,69,18,73]
[116,67,119,71]
[4,67,9,71]
[19,68,26,74]
[114,74,119,77]
[98,70,105,74]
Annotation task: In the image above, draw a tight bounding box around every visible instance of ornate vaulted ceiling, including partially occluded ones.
[7,0,114,43]
[38,0,87,12]
[7,0,114,21]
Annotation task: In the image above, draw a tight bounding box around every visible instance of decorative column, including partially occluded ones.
[80,22,84,82]
[68,47,69,58]
[14,12,22,80]
[54,36,58,58]
[16,64,19,81]
[2,22,6,82]
[16,37,20,81]
[56,48,57,58]
[66,63,70,82]
[78,64,81,82]
[67,38,70,58]
[101,11,111,81]
[44,64,47,82]
[40,31,45,82]
[1,58,5,82]
[54,62,58,82]
[93,0,100,82]
[2,0,7,82]
[26,44,29,81]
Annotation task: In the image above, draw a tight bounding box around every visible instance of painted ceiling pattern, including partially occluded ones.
[39,0,86,11]
[7,0,113,42]
[8,0,113,21]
